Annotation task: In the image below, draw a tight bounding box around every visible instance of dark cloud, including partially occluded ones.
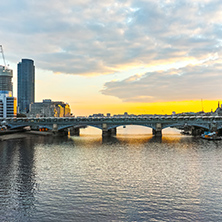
[0,0,222,76]
[101,58,222,102]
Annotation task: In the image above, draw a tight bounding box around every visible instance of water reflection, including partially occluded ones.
[0,135,76,221]
[0,137,36,221]
[102,136,120,144]
[148,135,162,143]
[33,135,75,146]
[0,133,222,221]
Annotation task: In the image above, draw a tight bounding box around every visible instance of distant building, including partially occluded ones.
[89,113,104,117]
[17,59,35,113]
[29,99,71,117]
[0,65,17,118]
[214,101,222,116]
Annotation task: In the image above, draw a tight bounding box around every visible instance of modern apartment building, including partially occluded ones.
[0,65,17,118]
[17,59,35,113]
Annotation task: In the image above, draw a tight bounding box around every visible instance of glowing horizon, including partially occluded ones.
[68,100,220,116]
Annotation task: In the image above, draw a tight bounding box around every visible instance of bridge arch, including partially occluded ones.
[80,126,102,135]
[162,123,209,131]
[110,124,153,135]
[107,123,155,131]
[57,124,103,131]
[162,127,181,135]
[8,124,30,130]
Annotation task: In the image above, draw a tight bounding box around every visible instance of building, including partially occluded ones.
[214,101,222,116]
[29,99,71,117]
[0,65,17,118]
[17,59,35,113]
[89,113,104,117]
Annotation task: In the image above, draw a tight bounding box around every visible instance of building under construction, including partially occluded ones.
[0,45,17,118]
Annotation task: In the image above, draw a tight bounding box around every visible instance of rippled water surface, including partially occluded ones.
[0,133,222,221]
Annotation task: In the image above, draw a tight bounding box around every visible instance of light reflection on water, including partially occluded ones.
[0,133,222,221]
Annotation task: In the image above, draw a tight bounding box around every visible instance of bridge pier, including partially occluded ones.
[152,123,162,136]
[102,129,111,137]
[210,121,217,132]
[152,129,162,136]
[191,127,204,136]
[111,128,117,136]
[102,128,117,137]
[69,127,80,136]
[102,123,116,137]
[52,123,58,135]
[52,124,68,136]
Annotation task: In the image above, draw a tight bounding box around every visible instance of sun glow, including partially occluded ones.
[71,100,218,116]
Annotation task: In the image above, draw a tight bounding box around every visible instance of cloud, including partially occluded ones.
[101,57,222,102]
[1,0,222,76]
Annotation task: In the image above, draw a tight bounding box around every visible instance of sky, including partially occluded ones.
[1,0,222,116]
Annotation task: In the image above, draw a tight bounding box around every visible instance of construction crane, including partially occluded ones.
[0,45,7,67]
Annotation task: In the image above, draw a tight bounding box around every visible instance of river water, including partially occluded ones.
[0,131,222,221]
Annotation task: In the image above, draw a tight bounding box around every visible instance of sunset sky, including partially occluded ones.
[1,0,222,116]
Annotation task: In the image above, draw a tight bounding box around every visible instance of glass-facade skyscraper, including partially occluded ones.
[17,59,35,113]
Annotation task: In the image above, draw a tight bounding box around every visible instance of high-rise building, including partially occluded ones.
[0,65,17,118]
[17,59,35,113]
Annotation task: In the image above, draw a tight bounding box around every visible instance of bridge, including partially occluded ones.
[1,115,222,137]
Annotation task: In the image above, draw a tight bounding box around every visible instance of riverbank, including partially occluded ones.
[0,133,29,141]
[0,130,52,141]
[25,130,52,136]
[0,129,26,135]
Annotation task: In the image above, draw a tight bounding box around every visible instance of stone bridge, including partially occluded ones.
[1,115,222,136]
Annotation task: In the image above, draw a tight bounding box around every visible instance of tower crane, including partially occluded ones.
[0,45,7,67]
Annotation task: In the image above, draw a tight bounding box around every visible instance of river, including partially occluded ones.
[0,130,222,221]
